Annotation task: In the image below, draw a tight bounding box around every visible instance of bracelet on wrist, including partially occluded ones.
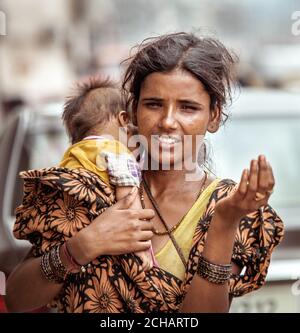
[40,250,64,284]
[197,254,232,285]
[40,243,91,284]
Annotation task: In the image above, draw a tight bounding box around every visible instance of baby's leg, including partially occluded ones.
[116,186,158,271]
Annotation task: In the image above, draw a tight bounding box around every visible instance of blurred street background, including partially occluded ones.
[0,0,300,313]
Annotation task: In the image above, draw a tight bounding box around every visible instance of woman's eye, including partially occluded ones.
[145,102,162,109]
[181,105,199,112]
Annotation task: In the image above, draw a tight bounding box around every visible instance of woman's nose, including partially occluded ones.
[158,106,178,130]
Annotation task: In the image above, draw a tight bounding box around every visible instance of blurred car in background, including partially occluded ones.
[0,88,300,312]
[0,102,67,312]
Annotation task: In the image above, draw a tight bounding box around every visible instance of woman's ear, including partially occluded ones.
[207,106,221,133]
[118,110,129,127]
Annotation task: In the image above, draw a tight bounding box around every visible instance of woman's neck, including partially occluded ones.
[142,168,204,197]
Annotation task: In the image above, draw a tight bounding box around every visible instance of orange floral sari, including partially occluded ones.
[13,167,284,312]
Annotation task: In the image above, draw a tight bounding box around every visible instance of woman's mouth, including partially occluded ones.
[152,134,182,147]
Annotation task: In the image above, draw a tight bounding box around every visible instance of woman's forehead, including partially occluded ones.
[140,69,208,99]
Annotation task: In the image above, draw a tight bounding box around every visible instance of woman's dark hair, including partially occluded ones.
[122,32,238,124]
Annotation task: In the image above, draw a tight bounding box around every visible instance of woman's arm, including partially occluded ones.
[181,155,275,312]
[181,212,241,312]
[5,251,63,312]
[5,188,155,312]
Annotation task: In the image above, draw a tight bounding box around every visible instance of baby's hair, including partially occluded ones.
[63,76,126,144]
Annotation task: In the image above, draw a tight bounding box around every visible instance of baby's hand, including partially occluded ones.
[135,250,153,271]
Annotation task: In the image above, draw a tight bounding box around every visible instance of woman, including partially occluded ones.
[5,32,283,313]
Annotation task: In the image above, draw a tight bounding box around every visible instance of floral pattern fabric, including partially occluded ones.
[13,168,284,312]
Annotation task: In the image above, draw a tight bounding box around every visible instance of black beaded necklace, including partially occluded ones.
[139,171,208,269]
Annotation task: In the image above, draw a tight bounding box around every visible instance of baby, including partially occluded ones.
[60,76,157,271]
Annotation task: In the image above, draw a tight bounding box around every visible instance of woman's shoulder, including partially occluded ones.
[205,172,236,186]
[205,177,236,199]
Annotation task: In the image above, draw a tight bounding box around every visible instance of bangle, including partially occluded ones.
[40,251,64,284]
[197,254,232,285]
[50,245,69,280]
[40,243,90,283]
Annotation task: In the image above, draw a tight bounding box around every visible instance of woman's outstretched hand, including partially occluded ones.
[67,187,155,265]
[214,155,275,225]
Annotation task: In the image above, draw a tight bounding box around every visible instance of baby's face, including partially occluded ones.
[114,110,138,140]
[104,112,139,151]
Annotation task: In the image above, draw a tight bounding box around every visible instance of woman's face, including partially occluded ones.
[136,69,221,170]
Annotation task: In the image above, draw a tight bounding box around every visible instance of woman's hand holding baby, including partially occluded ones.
[67,187,155,265]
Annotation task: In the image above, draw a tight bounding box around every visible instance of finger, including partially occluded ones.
[267,161,275,190]
[257,155,269,193]
[235,169,249,200]
[244,159,258,201]
[138,230,154,241]
[115,187,138,209]
[257,162,275,203]
[139,220,155,231]
[136,208,155,220]
[136,240,152,252]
